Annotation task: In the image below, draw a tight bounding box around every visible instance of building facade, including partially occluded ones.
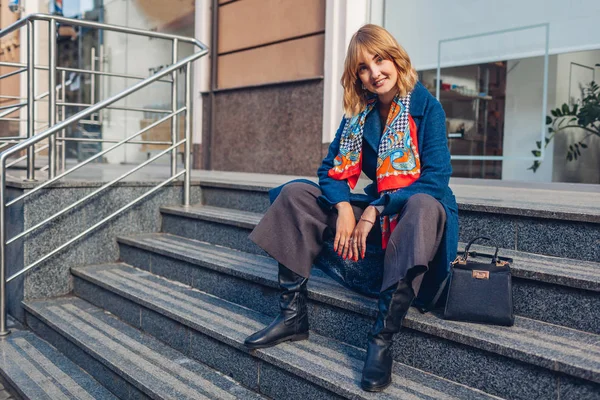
[2,0,599,184]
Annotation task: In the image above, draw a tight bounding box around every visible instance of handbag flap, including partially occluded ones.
[452,260,510,273]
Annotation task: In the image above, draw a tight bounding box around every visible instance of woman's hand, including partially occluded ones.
[351,206,379,260]
[334,202,356,260]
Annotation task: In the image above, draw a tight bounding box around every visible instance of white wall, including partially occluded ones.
[322,0,388,144]
[502,56,557,182]
[193,0,211,147]
[384,0,600,70]
[322,0,370,144]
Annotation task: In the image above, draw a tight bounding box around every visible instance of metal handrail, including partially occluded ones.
[56,66,173,83]
[0,62,23,68]
[58,102,172,114]
[0,63,173,84]
[6,144,49,169]
[5,108,185,208]
[0,103,26,112]
[59,138,173,145]
[6,138,185,261]
[7,170,186,284]
[0,68,25,81]
[0,58,197,163]
[0,78,73,120]
[0,13,206,177]
[0,13,203,46]
[0,13,206,336]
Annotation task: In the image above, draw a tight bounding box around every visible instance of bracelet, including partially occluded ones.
[360,216,375,224]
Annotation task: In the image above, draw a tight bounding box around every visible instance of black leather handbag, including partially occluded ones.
[443,236,514,326]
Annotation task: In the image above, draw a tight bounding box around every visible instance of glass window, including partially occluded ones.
[420,48,600,184]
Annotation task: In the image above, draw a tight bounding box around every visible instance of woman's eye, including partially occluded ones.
[376,56,383,63]
[358,65,367,72]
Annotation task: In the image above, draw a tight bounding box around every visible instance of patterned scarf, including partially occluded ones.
[328,92,421,249]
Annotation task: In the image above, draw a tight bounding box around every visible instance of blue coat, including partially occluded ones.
[271,82,458,308]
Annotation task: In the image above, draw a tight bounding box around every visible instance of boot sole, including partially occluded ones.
[361,378,392,392]
[245,332,309,350]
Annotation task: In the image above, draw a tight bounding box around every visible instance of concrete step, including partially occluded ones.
[194,176,600,263]
[109,237,599,400]
[22,297,267,400]
[71,262,503,400]
[161,205,265,256]
[0,380,16,400]
[158,205,600,333]
[0,330,116,400]
[190,171,600,224]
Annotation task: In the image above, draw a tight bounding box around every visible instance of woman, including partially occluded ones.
[244,24,458,392]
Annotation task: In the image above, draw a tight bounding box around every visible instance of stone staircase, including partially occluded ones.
[0,175,598,399]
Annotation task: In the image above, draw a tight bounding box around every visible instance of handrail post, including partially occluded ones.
[0,158,9,336]
[0,14,209,339]
[60,70,66,172]
[90,47,96,115]
[184,62,191,206]
[26,20,36,181]
[48,19,57,179]
[171,38,179,177]
[98,44,104,125]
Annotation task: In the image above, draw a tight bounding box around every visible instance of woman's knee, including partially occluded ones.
[278,182,320,203]
[403,193,443,216]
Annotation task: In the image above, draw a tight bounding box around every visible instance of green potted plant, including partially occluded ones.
[529,81,600,172]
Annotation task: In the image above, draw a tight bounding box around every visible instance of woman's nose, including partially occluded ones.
[371,66,381,80]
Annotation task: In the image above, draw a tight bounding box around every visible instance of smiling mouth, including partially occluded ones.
[372,78,386,87]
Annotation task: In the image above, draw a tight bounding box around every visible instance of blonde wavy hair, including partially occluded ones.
[341,24,418,117]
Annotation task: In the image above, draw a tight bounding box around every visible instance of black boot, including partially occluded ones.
[244,264,309,349]
[361,279,415,392]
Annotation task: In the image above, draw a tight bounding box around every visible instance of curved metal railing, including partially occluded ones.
[0,13,208,335]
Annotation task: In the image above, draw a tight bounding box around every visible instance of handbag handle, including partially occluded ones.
[463,236,500,263]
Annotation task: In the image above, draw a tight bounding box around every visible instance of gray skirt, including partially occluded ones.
[249,182,446,294]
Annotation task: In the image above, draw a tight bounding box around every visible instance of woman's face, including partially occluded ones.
[357,50,398,99]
